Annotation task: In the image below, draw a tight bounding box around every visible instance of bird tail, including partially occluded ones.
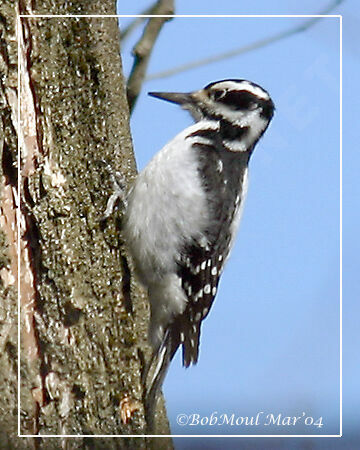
[143,328,180,431]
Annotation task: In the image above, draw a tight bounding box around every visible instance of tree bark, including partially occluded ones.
[0,0,172,448]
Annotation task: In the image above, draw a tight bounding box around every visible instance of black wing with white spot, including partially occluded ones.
[176,244,223,367]
[173,138,249,367]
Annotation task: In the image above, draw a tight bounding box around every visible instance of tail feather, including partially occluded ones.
[144,318,202,430]
[144,328,180,431]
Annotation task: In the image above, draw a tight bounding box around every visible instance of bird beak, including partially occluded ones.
[148,91,193,106]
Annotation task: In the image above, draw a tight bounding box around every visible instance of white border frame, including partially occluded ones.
[17,13,342,439]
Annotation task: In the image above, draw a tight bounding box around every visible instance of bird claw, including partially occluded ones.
[98,159,128,219]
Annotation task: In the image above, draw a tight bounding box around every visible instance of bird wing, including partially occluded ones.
[175,141,249,366]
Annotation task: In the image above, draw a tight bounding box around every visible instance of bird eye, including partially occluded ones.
[211,90,224,101]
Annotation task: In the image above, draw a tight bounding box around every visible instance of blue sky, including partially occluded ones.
[117,0,358,446]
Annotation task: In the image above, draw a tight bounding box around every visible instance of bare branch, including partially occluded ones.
[147,0,344,81]
[126,0,175,113]
[120,4,157,41]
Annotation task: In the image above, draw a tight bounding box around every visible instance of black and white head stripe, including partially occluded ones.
[205,79,271,101]
[149,78,274,128]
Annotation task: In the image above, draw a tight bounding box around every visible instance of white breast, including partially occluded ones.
[124,121,215,286]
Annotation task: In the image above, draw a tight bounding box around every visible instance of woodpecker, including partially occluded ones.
[122,79,275,422]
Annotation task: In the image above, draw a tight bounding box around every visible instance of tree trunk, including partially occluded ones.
[0,1,172,448]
